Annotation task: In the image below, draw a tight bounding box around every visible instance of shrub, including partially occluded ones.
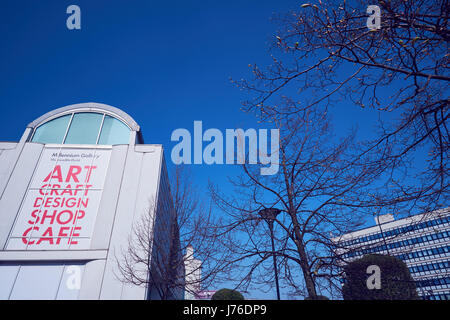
[211,288,245,300]
[342,254,419,300]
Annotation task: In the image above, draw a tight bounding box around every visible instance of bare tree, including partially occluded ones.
[214,0,449,299]
[116,166,229,299]
[236,0,449,215]
[210,107,388,299]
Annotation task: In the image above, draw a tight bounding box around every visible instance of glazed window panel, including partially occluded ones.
[64,112,103,145]
[98,115,130,145]
[31,114,71,144]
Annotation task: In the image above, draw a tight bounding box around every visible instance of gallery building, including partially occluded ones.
[333,208,450,300]
[0,102,183,299]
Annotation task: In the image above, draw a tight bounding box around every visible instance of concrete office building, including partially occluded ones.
[333,208,450,300]
[0,102,183,300]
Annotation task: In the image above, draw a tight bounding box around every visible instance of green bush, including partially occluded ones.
[342,254,419,300]
[211,288,245,300]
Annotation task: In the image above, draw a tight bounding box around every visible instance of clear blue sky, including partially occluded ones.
[0,0,411,299]
[0,0,383,183]
[0,0,304,183]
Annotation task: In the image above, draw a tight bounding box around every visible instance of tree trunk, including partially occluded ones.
[296,240,317,299]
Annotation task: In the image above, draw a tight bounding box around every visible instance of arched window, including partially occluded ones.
[98,115,131,145]
[31,112,131,145]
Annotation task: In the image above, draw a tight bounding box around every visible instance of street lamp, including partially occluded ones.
[258,208,281,300]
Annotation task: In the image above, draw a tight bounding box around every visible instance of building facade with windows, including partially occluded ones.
[0,102,183,299]
[332,208,450,300]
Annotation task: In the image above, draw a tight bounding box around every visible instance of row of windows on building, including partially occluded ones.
[396,245,450,261]
[341,216,450,247]
[409,261,449,274]
[423,293,450,300]
[31,112,131,146]
[416,277,450,288]
[343,231,450,258]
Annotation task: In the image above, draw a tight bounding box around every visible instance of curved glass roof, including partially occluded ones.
[31,111,131,145]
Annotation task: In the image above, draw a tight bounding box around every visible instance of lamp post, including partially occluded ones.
[258,208,281,300]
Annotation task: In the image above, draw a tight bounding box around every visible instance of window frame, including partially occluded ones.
[30,110,131,146]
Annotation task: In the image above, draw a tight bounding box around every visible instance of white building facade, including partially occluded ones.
[0,102,183,300]
[184,245,202,300]
[333,208,450,300]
